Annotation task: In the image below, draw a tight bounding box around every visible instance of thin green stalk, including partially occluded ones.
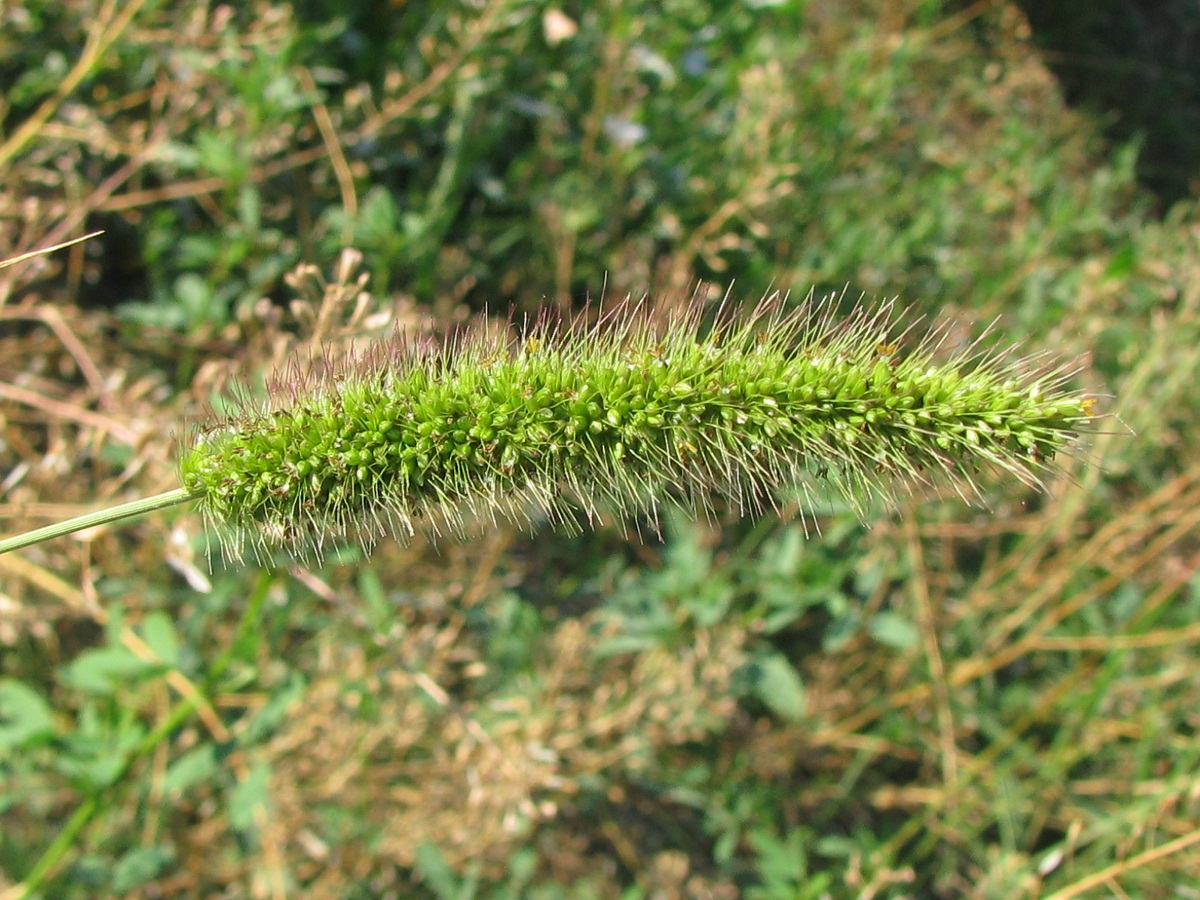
[1,797,98,900]
[0,488,200,555]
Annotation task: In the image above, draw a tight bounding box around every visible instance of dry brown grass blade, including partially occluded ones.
[1041,826,1200,900]
[0,231,104,271]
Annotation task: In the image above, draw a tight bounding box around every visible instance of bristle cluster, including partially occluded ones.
[179,295,1096,560]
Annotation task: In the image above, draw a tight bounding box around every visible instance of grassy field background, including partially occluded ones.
[2,1,1199,897]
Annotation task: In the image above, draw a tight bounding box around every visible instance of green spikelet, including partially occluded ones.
[178,295,1097,560]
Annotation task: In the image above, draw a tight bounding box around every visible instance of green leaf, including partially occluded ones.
[748,827,809,886]
[0,679,56,750]
[60,646,160,696]
[140,611,181,668]
[228,760,271,835]
[112,845,174,892]
[174,273,217,326]
[414,841,463,900]
[868,611,918,650]
[357,566,391,631]
[55,705,146,790]
[162,745,219,796]
[750,651,807,721]
[240,673,306,743]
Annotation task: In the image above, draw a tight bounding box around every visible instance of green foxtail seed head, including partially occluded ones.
[179,294,1097,561]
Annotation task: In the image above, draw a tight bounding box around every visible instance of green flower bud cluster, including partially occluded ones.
[178,298,1096,559]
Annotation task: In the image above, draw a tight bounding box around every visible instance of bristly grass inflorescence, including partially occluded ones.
[178,294,1097,561]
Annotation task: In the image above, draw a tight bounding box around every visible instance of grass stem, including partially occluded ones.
[0,488,200,555]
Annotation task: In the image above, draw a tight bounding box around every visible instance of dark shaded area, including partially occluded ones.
[1014,0,1200,209]
[76,213,150,310]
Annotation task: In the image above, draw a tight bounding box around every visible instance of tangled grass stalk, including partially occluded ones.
[171,294,1096,561]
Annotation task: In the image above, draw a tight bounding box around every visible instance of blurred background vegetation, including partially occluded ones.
[1,0,1199,897]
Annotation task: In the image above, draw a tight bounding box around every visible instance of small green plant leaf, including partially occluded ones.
[162,745,219,797]
[414,840,482,900]
[747,827,835,900]
[228,760,271,835]
[140,611,181,668]
[112,845,174,893]
[748,649,807,721]
[0,679,56,750]
[868,611,919,649]
[60,646,161,696]
[240,673,307,744]
[414,842,461,900]
[55,705,145,790]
